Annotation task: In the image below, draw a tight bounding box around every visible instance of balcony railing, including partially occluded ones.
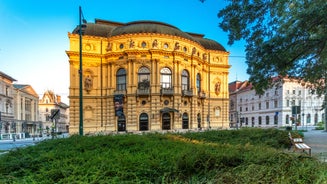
[114,90,126,95]
[182,89,193,97]
[137,88,150,96]
[198,91,206,99]
[161,88,174,95]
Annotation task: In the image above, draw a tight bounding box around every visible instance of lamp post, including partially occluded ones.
[325,73,327,131]
[79,6,86,136]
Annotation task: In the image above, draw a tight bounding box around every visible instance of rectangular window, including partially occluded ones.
[287,100,289,107]
[266,101,269,109]
[259,103,261,110]
[274,100,278,108]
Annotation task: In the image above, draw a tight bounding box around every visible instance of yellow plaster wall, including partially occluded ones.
[67,30,230,134]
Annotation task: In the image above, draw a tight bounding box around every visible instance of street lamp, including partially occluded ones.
[79,6,87,136]
[324,74,327,131]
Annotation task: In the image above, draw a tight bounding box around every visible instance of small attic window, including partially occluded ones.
[164,43,168,49]
[119,43,124,49]
[141,41,147,48]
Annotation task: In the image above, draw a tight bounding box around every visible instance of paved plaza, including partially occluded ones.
[303,128,327,161]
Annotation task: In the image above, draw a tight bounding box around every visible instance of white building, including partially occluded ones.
[229,77,324,128]
[12,84,40,138]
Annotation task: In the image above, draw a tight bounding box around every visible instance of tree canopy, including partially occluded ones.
[213,0,327,95]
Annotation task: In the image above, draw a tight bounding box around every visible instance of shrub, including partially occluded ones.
[0,129,326,183]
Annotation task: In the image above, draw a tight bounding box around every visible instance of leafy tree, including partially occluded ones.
[202,0,327,128]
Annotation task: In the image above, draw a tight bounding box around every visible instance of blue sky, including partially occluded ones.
[0,0,248,104]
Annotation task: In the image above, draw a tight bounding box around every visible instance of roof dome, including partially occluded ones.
[72,20,226,51]
[72,23,116,37]
[110,21,197,42]
[194,37,226,51]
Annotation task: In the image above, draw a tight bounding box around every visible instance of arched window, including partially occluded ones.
[266,116,270,125]
[139,113,149,131]
[314,113,318,124]
[274,115,278,125]
[138,66,150,82]
[258,116,262,125]
[116,68,126,90]
[160,67,172,89]
[306,114,311,124]
[196,73,201,93]
[182,112,189,129]
[181,70,189,91]
[138,67,150,89]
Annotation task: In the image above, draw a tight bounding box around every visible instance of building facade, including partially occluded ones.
[229,78,324,128]
[0,71,16,139]
[12,84,40,138]
[39,90,69,134]
[67,19,230,134]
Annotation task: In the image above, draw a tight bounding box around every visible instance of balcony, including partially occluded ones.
[182,89,193,97]
[137,88,150,96]
[161,88,174,96]
[114,90,126,95]
[137,80,150,96]
[198,91,206,99]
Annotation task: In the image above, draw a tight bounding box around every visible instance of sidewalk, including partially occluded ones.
[303,128,327,161]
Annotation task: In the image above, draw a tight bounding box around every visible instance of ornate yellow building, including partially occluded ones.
[67,19,230,134]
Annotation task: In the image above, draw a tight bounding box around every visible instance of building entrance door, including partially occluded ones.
[139,113,149,131]
[182,113,189,129]
[117,116,126,131]
[162,113,171,130]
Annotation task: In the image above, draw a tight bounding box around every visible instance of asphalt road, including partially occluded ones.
[0,138,42,151]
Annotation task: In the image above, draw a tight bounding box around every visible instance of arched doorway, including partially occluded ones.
[162,113,171,130]
[182,113,189,129]
[139,113,149,131]
[117,115,126,131]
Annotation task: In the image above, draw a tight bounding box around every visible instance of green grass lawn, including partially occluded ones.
[0,128,326,183]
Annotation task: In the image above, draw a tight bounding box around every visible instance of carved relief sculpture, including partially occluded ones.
[203,53,207,61]
[152,39,158,48]
[106,42,112,51]
[84,75,93,93]
[192,47,197,55]
[215,82,221,95]
[174,42,180,51]
[129,39,135,48]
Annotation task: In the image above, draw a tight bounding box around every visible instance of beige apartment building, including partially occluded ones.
[39,90,69,134]
[67,19,230,134]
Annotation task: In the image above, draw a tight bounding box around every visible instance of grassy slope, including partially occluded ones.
[0,128,326,183]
